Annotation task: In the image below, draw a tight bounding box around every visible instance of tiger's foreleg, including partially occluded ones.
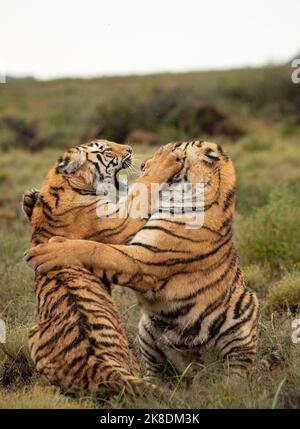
[25,240,180,293]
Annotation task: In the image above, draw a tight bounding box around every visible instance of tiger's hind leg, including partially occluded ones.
[28,324,40,364]
[216,290,260,378]
[217,329,259,378]
[138,318,167,381]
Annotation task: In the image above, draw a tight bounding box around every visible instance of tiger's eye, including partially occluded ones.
[205,148,220,161]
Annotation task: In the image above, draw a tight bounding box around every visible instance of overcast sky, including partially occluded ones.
[1,0,299,79]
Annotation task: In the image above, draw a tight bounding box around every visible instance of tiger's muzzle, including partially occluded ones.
[121,153,132,169]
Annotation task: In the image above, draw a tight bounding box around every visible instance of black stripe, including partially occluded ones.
[139,336,162,363]
[218,329,256,355]
[159,302,194,319]
[207,310,227,339]
[214,305,256,348]
[129,242,190,254]
[53,199,99,217]
[150,315,177,331]
[141,325,165,358]
[155,270,189,293]
[223,345,256,360]
[174,253,237,302]
[233,290,247,319]
[62,354,87,376]
[223,188,235,210]
[35,321,79,354]
[39,195,53,213]
[39,306,77,335]
[47,332,86,363]
[234,293,255,320]
[140,225,202,243]
[109,232,232,268]
[44,293,69,319]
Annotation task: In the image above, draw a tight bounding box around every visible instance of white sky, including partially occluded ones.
[0,0,299,79]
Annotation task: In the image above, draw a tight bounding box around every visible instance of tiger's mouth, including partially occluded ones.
[121,153,132,169]
[113,154,132,191]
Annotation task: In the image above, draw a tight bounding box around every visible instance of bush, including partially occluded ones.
[267,272,300,312]
[225,67,300,123]
[85,92,145,142]
[0,116,44,151]
[83,87,243,144]
[168,101,243,139]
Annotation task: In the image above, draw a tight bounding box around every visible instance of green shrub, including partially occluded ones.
[84,87,243,144]
[235,185,300,274]
[93,92,145,142]
[0,116,43,151]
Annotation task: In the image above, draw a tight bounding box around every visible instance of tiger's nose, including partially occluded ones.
[124,145,132,154]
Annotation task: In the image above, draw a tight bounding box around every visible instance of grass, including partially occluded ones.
[0,66,300,408]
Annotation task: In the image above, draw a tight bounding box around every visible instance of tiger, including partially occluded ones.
[23,138,182,397]
[25,140,260,381]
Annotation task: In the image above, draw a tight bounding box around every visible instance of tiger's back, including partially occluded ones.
[29,267,137,396]
[26,140,143,397]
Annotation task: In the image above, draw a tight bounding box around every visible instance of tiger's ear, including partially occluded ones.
[56,148,86,173]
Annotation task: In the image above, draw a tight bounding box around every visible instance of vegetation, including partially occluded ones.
[0,63,300,408]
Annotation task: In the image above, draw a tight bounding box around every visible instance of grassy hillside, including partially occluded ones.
[1,64,299,150]
[0,65,300,408]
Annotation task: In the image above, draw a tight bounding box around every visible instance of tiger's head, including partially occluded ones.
[170,140,236,213]
[56,139,132,191]
[141,140,236,215]
[22,139,132,221]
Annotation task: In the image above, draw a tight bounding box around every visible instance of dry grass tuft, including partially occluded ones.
[267,272,300,312]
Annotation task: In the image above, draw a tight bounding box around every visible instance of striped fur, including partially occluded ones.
[24,139,181,397]
[25,141,259,380]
